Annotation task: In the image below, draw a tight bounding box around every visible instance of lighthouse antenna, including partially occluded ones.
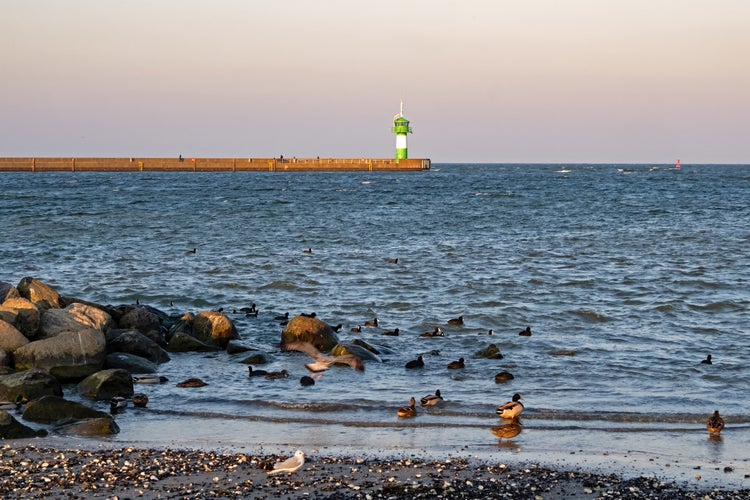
[400,99,404,117]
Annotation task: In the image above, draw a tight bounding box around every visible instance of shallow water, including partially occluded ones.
[2,163,749,487]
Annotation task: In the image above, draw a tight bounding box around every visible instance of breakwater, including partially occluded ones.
[0,157,430,172]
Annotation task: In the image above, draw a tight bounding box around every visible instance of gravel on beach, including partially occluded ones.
[1,445,748,499]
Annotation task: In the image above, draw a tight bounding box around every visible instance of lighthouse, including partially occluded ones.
[391,101,412,159]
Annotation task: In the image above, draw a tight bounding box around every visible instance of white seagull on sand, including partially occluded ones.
[267,450,305,475]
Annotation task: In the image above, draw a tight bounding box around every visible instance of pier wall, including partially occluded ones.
[0,157,430,172]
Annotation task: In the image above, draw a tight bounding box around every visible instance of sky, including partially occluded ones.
[2,0,748,163]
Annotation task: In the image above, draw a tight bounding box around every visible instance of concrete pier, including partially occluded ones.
[0,157,430,172]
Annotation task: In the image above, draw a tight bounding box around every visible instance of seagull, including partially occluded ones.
[281,340,365,372]
[496,393,525,419]
[267,450,305,475]
[707,410,725,435]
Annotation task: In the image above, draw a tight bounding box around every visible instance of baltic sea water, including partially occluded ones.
[1,163,748,486]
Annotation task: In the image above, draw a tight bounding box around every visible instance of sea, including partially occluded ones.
[1,163,749,488]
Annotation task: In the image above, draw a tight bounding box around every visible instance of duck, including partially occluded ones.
[265,369,290,380]
[0,395,27,411]
[132,375,169,384]
[300,375,315,387]
[701,354,713,365]
[248,366,269,377]
[110,397,128,414]
[420,390,443,407]
[301,312,317,318]
[364,317,379,327]
[405,355,425,369]
[382,328,400,336]
[186,248,197,254]
[389,258,399,264]
[303,248,312,254]
[518,326,532,336]
[350,325,362,333]
[132,393,149,408]
[275,312,290,321]
[420,327,444,338]
[490,416,523,440]
[331,324,343,332]
[496,393,525,419]
[447,315,464,326]
[447,357,465,370]
[707,410,725,435]
[397,397,417,418]
[240,303,257,314]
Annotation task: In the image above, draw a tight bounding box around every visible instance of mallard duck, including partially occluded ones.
[707,410,725,435]
[447,357,465,369]
[420,390,443,407]
[447,315,464,326]
[397,397,417,418]
[420,327,444,338]
[132,375,169,384]
[701,354,712,365]
[496,393,524,419]
[0,395,27,411]
[518,326,532,336]
[267,450,305,475]
[405,355,424,369]
[132,393,149,408]
[490,416,522,440]
[364,317,379,327]
[110,397,128,414]
[248,366,269,377]
[265,369,290,380]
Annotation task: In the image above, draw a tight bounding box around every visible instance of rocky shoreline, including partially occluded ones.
[2,444,748,499]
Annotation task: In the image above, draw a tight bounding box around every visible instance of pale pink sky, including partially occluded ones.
[1,0,748,163]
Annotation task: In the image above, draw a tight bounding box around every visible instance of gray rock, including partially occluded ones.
[22,395,110,424]
[39,303,112,339]
[0,281,20,302]
[13,328,106,380]
[0,319,30,352]
[105,352,158,374]
[16,277,61,310]
[0,368,63,401]
[166,330,222,352]
[118,306,163,336]
[0,410,47,439]
[106,330,170,364]
[281,316,339,352]
[77,368,134,400]
[0,297,40,339]
[55,417,119,436]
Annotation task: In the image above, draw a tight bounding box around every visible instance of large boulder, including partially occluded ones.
[0,319,30,352]
[0,281,20,302]
[106,330,170,364]
[13,328,107,380]
[0,297,40,339]
[282,316,339,352]
[22,395,111,424]
[38,303,112,339]
[105,352,158,373]
[0,411,47,439]
[55,417,119,436]
[192,311,239,348]
[0,351,12,375]
[0,369,63,401]
[16,277,61,310]
[77,369,134,400]
[118,306,164,337]
[166,331,222,352]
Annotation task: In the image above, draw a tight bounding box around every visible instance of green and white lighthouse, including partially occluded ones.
[391,101,412,159]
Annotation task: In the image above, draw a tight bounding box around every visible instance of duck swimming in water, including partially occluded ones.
[447,315,464,326]
[132,393,149,408]
[397,397,417,418]
[496,393,525,419]
[405,355,424,369]
[420,327,443,338]
[518,326,532,336]
[707,410,725,435]
[447,357,465,369]
[420,389,443,407]
[248,366,269,377]
[364,317,379,327]
[701,354,713,365]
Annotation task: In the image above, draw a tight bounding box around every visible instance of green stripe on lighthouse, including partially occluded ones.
[391,101,412,159]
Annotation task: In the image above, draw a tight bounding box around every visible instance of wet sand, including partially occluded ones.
[1,443,747,499]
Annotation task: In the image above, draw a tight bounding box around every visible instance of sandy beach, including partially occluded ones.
[1,442,748,499]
